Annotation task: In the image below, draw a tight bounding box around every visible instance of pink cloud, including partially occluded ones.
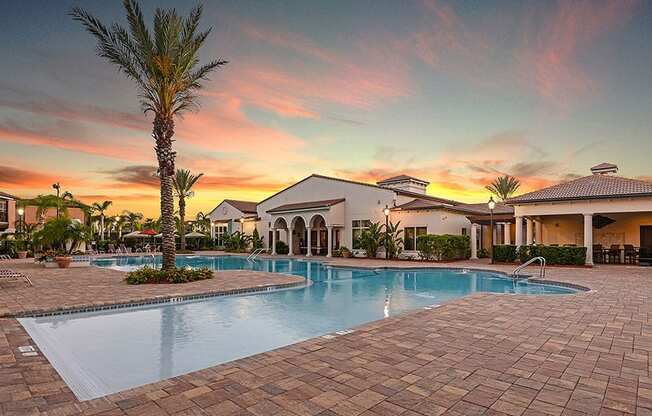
[515,0,639,110]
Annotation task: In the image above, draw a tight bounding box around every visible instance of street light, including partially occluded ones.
[17,207,24,234]
[52,182,61,219]
[239,217,245,232]
[383,205,390,259]
[488,196,495,262]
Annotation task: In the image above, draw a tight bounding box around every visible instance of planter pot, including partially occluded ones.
[17,251,28,259]
[55,256,72,269]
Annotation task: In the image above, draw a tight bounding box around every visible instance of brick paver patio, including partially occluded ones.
[2,255,652,415]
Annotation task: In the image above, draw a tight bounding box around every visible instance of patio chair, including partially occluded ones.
[119,244,129,254]
[607,245,621,264]
[624,244,639,264]
[640,247,652,266]
[0,269,32,286]
[107,244,116,254]
[143,244,151,253]
[592,244,604,264]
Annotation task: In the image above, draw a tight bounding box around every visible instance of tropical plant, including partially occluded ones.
[173,169,203,250]
[251,228,263,250]
[416,234,470,261]
[71,1,227,270]
[383,221,404,259]
[32,217,91,255]
[19,195,70,226]
[357,222,384,258]
[123,210,144,232]
[485,175,521,201]
[92,200,112,240]
[223,231,251,252]
[126,266,213,285]
[195,211,210,233]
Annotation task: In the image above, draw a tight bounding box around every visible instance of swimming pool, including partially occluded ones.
[20,256,577,400]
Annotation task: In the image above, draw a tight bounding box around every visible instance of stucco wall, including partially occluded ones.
[22,205,86,224]
[392,209,470,253]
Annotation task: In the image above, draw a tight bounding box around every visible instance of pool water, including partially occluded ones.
[20,256,577,400]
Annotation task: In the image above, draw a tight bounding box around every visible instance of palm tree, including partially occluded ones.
[123,210,144,232]
[71,1,227,270]
[92,201,112,240]
[173,169,203,250]
[485,175,521,202]
[19,195,69,227]
[195,211,210,233]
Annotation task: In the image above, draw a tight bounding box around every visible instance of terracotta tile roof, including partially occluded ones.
[223,199,258,214]
[392,198,514,215]
[267,198,345,213]
[508,175,652,204]
[377,175,430,185]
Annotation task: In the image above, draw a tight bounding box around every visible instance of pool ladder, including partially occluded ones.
[512,256,546,280]
[247,248,265,262]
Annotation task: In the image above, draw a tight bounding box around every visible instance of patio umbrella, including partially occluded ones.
[185,231,206,238]
[123,231,144,239]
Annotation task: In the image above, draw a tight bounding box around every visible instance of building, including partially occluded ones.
[0,191,17,235]
[210,174,508,257]
[507,163,652,265]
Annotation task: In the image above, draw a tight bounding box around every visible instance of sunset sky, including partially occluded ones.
[1,0,651,218]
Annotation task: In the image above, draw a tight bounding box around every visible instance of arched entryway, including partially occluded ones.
[309,214,328,256]
[290,216,307,255]
[270,217,288,254]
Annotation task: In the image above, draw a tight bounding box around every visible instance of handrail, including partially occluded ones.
[247,248,265,262]
[512,256,546,280]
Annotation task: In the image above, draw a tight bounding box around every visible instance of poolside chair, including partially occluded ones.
[143,244,151,253]
[0,269,32,286]
[0,254,11,260]
[107,244,116,254]
[592,244,604,264]
[624,245,639,264]
[607,245,621,264]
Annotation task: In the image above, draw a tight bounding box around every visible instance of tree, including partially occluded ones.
[123,210,144,232]
[92,200,112,240]
[357,222,384,258]
[173,169,203,250]
[19,195,70,227]
[485,175,521,201]
[32,217,91,255]
[71,1,227,270]
[195,211,210,233]
[383,221,404,259]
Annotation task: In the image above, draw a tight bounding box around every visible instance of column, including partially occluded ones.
[515,216,524,248]
[584,213,593,266]
[327,226,333,257]
[306,227,312,257]
[271,228,277,255]
[287,226,293,255]
[210,222,215,240]
[503,223,511,245]
[526,218,534,245]
[316,227,321,255]
[535,220,542,245]
[472,225,478,259]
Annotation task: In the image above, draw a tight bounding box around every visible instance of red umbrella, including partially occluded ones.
[140,229,157,236]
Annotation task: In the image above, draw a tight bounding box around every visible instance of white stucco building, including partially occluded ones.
[209,174,506,257]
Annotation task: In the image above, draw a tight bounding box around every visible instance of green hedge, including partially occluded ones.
[275,240,289,255]
[416,234,470,261]
[126,266,213,284]
[493,244,586,265]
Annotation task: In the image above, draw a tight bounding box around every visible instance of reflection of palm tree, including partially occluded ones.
[158,305,190,379]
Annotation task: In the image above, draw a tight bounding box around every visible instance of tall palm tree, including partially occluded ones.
[485,175,521,202]
[173,169,203,250]
[71,1,227,270]
[195,211,210,233]
[92,201,113,240]
[123,210,144,232]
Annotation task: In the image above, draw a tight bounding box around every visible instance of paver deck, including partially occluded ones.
[1,255,652,415]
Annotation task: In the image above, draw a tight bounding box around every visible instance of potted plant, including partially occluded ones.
[55,250,72,268]
[15,238,28,259]
[32,217,90,268]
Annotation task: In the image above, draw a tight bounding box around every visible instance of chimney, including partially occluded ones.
[377,175,430,195]
[590,163,618,175]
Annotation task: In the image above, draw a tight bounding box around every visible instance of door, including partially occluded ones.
[641,226,652,248]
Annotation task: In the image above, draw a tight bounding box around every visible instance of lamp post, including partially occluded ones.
[52,182,60,219]
[383,205,390,259]
[239,217,245,233]
[488,196,496,262]
[17,208,24,235]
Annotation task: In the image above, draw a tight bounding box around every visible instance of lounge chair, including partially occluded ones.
[0,254,11,260]
[107,244,116,254]
[624,244,639,264]
[143,244,151,253]
[0,269,32,286]
[592,244,604,264]
[607,245,621,264]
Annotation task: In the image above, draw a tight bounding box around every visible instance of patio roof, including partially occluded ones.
[223,199,258,214]
[392,198,514,216]
[267,198,345,213]
[0,191,16,200]
[508,174,652,204]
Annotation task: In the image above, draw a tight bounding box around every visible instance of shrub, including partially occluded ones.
[516,245,586,265]
[251,229,264,250]
[223,231,251,252]
[357,222,383,258]
[417,234,470,261]
[126,266,213,285]
[492,245,518,263]
[275,240,289,255]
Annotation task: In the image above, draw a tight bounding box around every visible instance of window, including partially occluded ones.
[461,228,467,236]
[404,226,427,251]
[0,200,7,223]
[352,219,371,249]
[215,225,228,247]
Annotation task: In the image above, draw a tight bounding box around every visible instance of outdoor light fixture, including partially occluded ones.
[17,208,24,234]
[488,196,495,263]
[383,205,390,259]
[52,182,61,218]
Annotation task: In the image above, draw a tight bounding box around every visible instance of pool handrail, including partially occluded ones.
[247,248,265,262]
[512,256,546,279]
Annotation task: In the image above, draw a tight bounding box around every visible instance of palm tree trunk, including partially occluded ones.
[154,115,177,270]
[179,197,186,250]
[100,214,105,240]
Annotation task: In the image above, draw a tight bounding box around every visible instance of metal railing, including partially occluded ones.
[512,256,546,280]
[247,248,265,262]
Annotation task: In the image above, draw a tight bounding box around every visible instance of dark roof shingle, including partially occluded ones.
[267,198,345,213]
[224,199,258,214]
[508,175,652,204]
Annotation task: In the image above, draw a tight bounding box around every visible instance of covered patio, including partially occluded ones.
[266,198,345,257]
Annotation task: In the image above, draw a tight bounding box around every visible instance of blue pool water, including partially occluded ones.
[20,256,577,400]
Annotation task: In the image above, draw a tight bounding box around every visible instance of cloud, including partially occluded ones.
[0,164,77,189]
[515,0,639,111]
[102,165,159,188]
